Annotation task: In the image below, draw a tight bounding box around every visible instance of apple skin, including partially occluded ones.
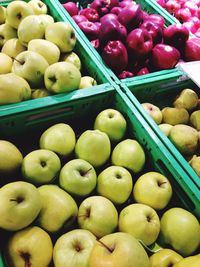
[0,181,41,231]
[119,203,160,246]
[184,37,200,61]
[0,52,12,74]
[139,20,163,45]
[0,6,6,25]
[150,44,180,70]
[118,70,134,79]
[97,166,133,204]
[37,184,78,233]
[111,139,146,173]
[78,195,118,238]
[72,14,88,24]
[158,207,200,256]
[28,0,48,15]
[94,108,127,142]
[145,14,165,28]
[62,51,81,71]
[175,7,192,23]
[173,254,200,267]
[62,2,79,16]
[133,171,173,210]
[21,149,61,185]
[90,0,119,16]
[142,103,163,125]
[31,88,52,99]
[75,129,111,168]
[0,23,17,47]
[5,226,53,267]
[59,159,97,197]
[101,40,128,73]
[149,248,183,267]
[110,6,123,15]
[80,7,100,22]
[2,38,26,59]
[79,76,97,89]
[53,229,96,267]
[78,21,100,40]
[40,123,76,158]
[165,0,181,14]
[89,232,150,267]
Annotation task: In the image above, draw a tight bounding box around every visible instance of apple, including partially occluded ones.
[111,139,146,173]
[136,66,149,76]
[90,0,119,16]
[12,51,49,88]
[62,51,81,70]
[28,0,48,15]
[1,38,26,58]
[31,88,52,99]
[38,14,55,28]
[159,123,173,137]
[184,37,200,61]
[175,8,192,23]
[149,248,183,267]
[37,184,78,233]
[173,88,199,111]
[0,52,12,74]
[110,6,123,15]
[165,0,181,14]
[126,28,153,61]
[142,103,163,125]
[173,254,200,267]
[59,159,97,197]
[158,207,200,256]
[6,0,34,29]
[72,14,88,25]
[183,20,197,34]
[80,7,100,22]
[28,39,60,65]
[150,44,180,70]
[119,203,160,246]
[17,15,46,46]
[144,14,165,28]
[39,123,76,158]
[45,21,76,53]
[78,195,118,238]
[79,76,97,89]
[0,6,6,25]
[118,70,134,79]
[53,229,96,267]
[101,40,128,73]
[78,21,100,40]
[94,108,127,142]
[89,232,150,267]
[0,23,17,47]
[0,140,23,178]
[190,110,200,130]
[119,0,134,8]
[90,38,100,50]
[133,171,173,210]
[5,226,53,267]
[100,13,118,23]
[97,166,133,204]
[62,1,79,16]
[75,129,111,168]
[140,20,163,45]
[21,149,61,185]
[44,61,81,93]
[0,181,41,231]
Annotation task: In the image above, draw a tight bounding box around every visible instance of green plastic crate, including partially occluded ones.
[122,69,200,196]
[0,87,199,266]
[0,0,116,136]
[57,0,181,83]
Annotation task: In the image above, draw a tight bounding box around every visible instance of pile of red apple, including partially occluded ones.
[156,0,200,37]
[62,0,200,79]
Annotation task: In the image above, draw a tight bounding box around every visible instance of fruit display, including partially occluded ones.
[0,89,199,267]
[61,0,200,79]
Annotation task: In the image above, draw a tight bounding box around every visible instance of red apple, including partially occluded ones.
[90,39,101,50]
[145,14,165,28]
[110,6,123,15]
[101,40,128,73]
[183,20,197,33]
[100,13,118,23]
[184,37,200,61]
[136,66,150,76]
[62,2,79,16]
[183,2,198,16]
[118,70,134,79]
[119,0,135,8]
[165,0,181,14]
[156,0,166,8]
[90,0,119,16]
[150,44,180,70]
[79,8,100,22]
[78,21,100,40]
[72,15,88,24]
[189,16,200,28]
[140,20,163,45]
[163,24,189,49]
[175,8,192,23]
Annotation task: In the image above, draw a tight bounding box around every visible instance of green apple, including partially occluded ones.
[158,123,173,137]
[38,14,54,28]
[190,110,200,131]
[22,149,61,185]
[189,155,200,176]
[119,203,160,246]
[133,171,173,210]
[173,254,200,267]
[0,181,41,231]
[44,61,81,93]
[75,129,111,168]
[0,73,31,105]
[79,76,97,89]
[31,88,52,99]
[78,196,118,238]
[28,39,60,65]
[45,21,76,53]
[0,52,12,74]
[12,50,49,88]
[53,229,96,267]
[162,107,189,125]
[142,103,163,124]
[28,0,48,15]
[17,15,45,47]
[5,226,53,267]
[37,184,78,233]
[0,6,6,25]
[94,109,127,142]
[59,159,97,197]
[62,51,81,70]
[1,38,26,58]
[0,140,23,177]
[89,232,150,267]
[6,1,34,29]
[111,139,146,173]
[158,207,200,256]
[173,88,199,111]
[149,248,183,267]
[97,166,133,205]
[39,123,76,158]
[0,23,17,47]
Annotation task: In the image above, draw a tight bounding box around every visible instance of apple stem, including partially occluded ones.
[11,57,24,65]
[96,238,114,253]
[20,252,31,267]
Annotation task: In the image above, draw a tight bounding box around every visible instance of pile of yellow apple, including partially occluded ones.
[0,106,199,267]
[0,0,97,106]
[142,88,200,177]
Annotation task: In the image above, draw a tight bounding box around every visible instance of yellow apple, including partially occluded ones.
[149,249,183,267]
[0,52,13,74]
